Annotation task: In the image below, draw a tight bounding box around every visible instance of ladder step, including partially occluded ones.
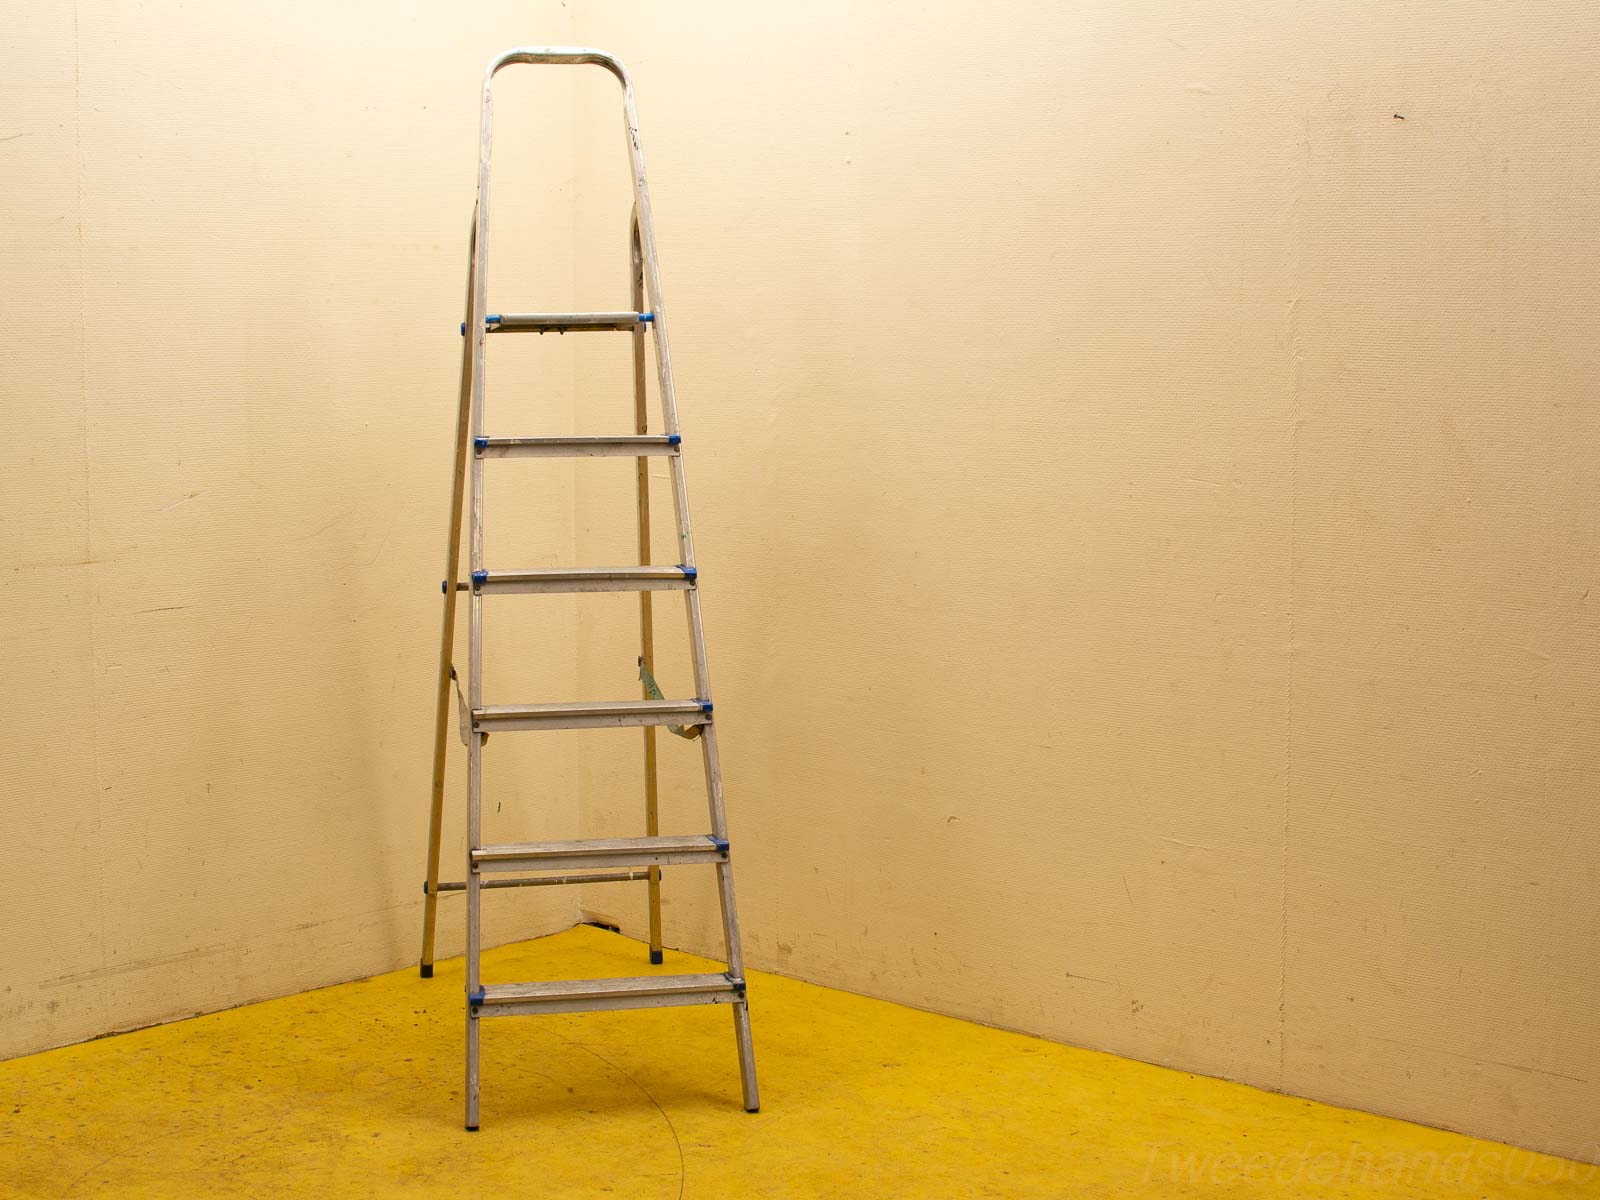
[473,566,695,595]
[473,698,712,733]
[483,311,652,333]
[473,835,729,873]
[472,973,744,1017]
[476,435,680,459]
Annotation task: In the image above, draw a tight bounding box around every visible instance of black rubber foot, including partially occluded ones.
[746,1106,760,1114]
[649,949,664,965]
[420,963,434,979]
[465,1125,478,1133]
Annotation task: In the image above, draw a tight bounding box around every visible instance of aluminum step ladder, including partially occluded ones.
[417,47,758,1131]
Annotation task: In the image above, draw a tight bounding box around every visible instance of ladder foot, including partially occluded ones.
[420,963,434,979]
[649,949,663,965]
[746,1105,760,1114]
[465,1124,478,1133]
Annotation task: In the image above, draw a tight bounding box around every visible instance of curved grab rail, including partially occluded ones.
[468,46,680,452]
[485,45,631,88]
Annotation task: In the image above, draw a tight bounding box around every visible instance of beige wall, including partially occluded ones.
[0,1,594,1057]
[569,0,1600,1164]
[3,0,1596,1168]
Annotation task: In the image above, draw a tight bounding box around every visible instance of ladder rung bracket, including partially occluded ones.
[475,435,680,459]
[473,835,729,874]
[472,566,695,595]
[473,699,712,733]
[470,973,743,1018]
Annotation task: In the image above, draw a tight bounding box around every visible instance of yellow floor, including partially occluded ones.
[1,926,1594,1199]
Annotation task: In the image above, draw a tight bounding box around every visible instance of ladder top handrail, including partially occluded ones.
[485,46,630,89]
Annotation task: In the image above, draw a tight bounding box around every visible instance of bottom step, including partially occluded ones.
[471,973,744,1017]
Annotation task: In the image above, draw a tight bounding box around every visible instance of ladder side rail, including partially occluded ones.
[421,215,479,978]
[462,59,502,1134]
[632,208,666,965]
[618,77,761,1114]
[463,48,629,1131]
